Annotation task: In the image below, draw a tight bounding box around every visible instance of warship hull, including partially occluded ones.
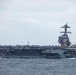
[0,48,76,59]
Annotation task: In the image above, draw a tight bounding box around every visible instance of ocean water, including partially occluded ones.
[0,58,76,75]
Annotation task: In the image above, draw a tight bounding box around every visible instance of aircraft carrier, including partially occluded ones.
[0,23,76,59]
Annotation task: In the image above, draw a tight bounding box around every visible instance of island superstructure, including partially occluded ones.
[58,23,71,47]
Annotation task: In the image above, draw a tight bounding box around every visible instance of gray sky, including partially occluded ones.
[0,0,76,45]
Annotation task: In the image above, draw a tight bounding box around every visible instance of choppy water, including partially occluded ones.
[0,58,76,75]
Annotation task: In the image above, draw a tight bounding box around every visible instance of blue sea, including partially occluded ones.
[0,58,76,75]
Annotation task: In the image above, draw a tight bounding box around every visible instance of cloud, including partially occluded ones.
[0,0,76,12]
[0,0,76,45]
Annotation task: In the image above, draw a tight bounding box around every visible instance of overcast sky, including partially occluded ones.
[0,0,76,45]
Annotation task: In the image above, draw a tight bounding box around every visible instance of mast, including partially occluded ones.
[60,23,71,34]
[58,23,71,48]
